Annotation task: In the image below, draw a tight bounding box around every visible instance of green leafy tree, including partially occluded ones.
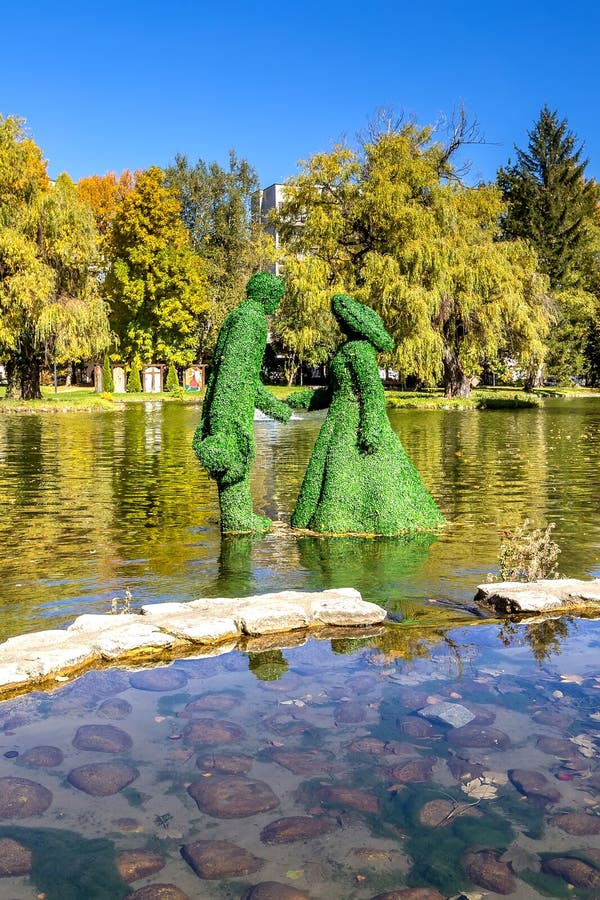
[104,166,208,367]
[498,107,600,384]
[165,152,275,359]
[102,353,114,392]
[0,117,111,399]
[277,123,549,397]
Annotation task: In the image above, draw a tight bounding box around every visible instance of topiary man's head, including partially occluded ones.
[246,272,285,314]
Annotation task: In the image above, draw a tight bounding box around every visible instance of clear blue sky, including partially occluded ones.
[3,0,599,186]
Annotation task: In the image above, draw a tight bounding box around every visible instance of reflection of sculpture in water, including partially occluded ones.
[288,294,444,535]
[193,273,291,533]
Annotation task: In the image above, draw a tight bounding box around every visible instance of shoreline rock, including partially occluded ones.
[475,578,600,615]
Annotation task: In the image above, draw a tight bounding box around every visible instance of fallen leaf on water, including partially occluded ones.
[286,870,303,880]
[560,674,584,685]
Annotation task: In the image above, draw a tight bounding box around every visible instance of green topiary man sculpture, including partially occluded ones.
[193,272,292,533]
[288,293,444,535]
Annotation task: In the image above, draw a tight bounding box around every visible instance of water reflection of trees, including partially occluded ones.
[498,615,575,663]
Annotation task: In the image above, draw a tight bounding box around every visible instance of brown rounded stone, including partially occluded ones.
[97,698,132,719]
[418,799,455,827]
[0,776,52,818]
[187,775,280,818]
[370,891,445,900]
[129,668,188,691]
[20,745,64,767]
[536,736,581,759]
[183,692,239,714]
[197,753,254,774]
[181,839,262,878]
[446,757,486,781]
[532,708,575,728]
[347,737,389,756]
[67,761,139,796]
[388,758,435,783]
[464,849,516,894]
[508,769,561,805]
[117,849,166,882]
[551,812,600,835]
[460,702,496,726]
[398,716,435,739]
[347,674,377,692]
[260,815,337,844]
[183,718,245,746]
[314,785,379,814]
[129,886,189,900]
[335,702,366,723]
[73,724,132,753]
[241,883,310,900]
[271,749,334,775]
[542,856,600,888]
[447,725,511,750]
[0,837,32,876]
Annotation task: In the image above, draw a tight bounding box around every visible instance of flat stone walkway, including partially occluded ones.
[0,589,386,697]
[475,578,600,615]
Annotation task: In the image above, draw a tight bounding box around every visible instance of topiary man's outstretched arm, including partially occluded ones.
[255,383,292,422]
[285,386,332,411]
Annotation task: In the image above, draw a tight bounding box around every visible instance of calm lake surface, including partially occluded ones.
[1,399,600,899]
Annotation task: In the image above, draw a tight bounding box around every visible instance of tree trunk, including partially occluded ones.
[4,360,18,400]
[443,352,471,398]
[524,362,543,392]
[18,358,43,400]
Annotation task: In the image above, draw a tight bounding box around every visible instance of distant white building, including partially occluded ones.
[251,183,286,275]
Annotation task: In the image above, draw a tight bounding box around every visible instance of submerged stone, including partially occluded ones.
[387,758,436,783]
[535,735,582,759]
[180,839,262,878]
[187,774,280,818]
[67,761,140,796]
[418,799,455,827]
[464,849,516,894]
[334,701,366,723]
[117,849,166,882]
[418,701,475,729]
[370,891,445,900]
[183,717,246,746]
[551,812,600,835]
[398,716,436,739]
[182,692,239,713]
[129,668,188,691]
[0,836,32,876]
[447,724,511,750]
[128,886,189,900]
[73,724,133,753]
[20,745,64,767]
[508,769,561,806]
[97,697,132,719]
[0,776,52,818]
[260,815,337,844]
[542,856,600,888]
[271,749,335,776]
[314,784,379,814]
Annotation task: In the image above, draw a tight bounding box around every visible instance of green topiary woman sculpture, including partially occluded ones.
[288,293,444,535]
[193,272,291,533]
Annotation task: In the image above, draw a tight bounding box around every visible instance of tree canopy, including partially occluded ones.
[277,123,549,396]
[104,166,208,366]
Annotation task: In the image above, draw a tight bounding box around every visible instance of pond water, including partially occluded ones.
[1,399,600,899]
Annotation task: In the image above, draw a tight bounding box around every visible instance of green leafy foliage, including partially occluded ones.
[276,121,549,397]
[247,649,289,680]
[104,166,208,367]
[290,294,443,534]
[102,354,114,393]
[192,273,291,532]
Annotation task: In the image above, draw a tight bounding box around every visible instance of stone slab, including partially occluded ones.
[0,588,385,696]
[418,701,476,728]
[475,578,600,615]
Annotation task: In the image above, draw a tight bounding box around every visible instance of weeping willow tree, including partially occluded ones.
[0,116,111,399]
[276,122,550,397]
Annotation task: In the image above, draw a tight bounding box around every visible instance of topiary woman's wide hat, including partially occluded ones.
[331,294,394,353]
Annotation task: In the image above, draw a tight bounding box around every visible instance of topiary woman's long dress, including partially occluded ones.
[291,338,444,535]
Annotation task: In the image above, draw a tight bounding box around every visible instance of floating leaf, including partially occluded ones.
[286,869,303,880]
[560,673,584,685]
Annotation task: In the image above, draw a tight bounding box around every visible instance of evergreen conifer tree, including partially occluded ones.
[102,354,114,392]
[165,362,179,391]
[127,358,142,392]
